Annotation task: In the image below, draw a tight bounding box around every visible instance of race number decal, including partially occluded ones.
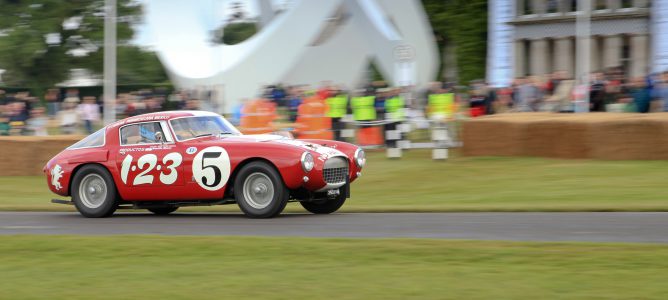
[192,146,231,191]
[134,154,157,185]
[121,152,183,185]
[159,152,183,185]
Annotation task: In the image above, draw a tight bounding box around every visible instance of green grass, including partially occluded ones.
[3,150,668,212]
[1,235,667,299]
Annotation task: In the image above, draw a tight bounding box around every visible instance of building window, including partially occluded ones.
[595,36,604,70]
[524,0,533,14]
[524,40,531,76]
[570,37,577,77]
[595,0,607,10]
[547,0,560,13]
[621,35,631,76]
[568,0,577,12]
[620,0,633,8]
[547,38,555,73]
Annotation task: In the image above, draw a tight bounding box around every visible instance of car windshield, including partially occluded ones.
[169,116,241,141]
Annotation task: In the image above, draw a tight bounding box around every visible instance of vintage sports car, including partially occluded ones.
[44,111,365,218]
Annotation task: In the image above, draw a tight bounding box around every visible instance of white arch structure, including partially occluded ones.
[143,0,438,112]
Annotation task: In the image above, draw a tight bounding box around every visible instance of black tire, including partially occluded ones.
[147,207,178,215]
[234,161,289,218]
[71,164,118,218]
[300,188,347,214]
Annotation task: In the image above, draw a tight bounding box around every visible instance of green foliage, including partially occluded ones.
[422,0,488,83]
[117,46,169,84]
[0,0,166,94]
[368,60,386,82]
[214,22,258,45]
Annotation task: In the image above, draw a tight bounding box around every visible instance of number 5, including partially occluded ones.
[201,152,222,187]
[192,146,231,191]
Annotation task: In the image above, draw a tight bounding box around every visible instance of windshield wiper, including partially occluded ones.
[195,133,213,138]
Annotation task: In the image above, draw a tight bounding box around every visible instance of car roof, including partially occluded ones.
[107,110,220,128]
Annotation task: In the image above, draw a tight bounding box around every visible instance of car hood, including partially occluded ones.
[224,134,346,159]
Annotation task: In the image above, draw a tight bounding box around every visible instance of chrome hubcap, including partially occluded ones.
[243,172,274,209]
[79,174,107,209]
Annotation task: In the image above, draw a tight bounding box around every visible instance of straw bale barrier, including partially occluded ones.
[0,136,82,176]
[462,113,668,160]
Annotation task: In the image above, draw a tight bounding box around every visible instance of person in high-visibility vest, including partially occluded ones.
[384,87,405,148]
[385,88,405,121]
[351,91,379,145]
[427,87,455,123]
[351,92,377,122]
[325,89,348,141]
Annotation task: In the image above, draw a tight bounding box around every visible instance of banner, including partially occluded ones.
[486,0,515,87]
[653,0,668,73]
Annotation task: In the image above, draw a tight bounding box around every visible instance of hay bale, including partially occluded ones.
[0,136,82,176]
[523,113,638,159]
[525,118,590,158]
[0,139,40,176]
[462,113,570,157]
[462,118,531,156]
[462,112,668,160]
[587,115,668,160]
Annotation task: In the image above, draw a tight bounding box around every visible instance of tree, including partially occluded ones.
[214,22,257,45]
[211,1,257,45]
[116,46,169,84]
[0,0,166,94]
[422,0,488,84]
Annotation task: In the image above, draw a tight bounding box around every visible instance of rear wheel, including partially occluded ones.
[300,188,347,214]
[72,164,118,218]
[147,207,178,215]
[234,161,289,218]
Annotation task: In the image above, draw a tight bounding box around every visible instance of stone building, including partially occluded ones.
[510,0,652,78]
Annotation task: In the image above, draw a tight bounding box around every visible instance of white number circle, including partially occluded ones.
[192,146,231,191]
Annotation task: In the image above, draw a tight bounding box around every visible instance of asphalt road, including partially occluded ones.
[1,212,668,243]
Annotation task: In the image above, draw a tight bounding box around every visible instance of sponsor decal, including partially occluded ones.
[109,115,170,128]
[50,165,64,190]
[119,145,174,154]
[186,147,197,154]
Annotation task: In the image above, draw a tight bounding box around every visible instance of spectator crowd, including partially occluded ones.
[2,66,668,137]
[473,68,668,115]
[0,87,216,136]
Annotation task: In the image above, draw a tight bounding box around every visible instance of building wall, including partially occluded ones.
[508,0,651,79]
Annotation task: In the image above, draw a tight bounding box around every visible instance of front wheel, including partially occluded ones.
[300,188,347,214]
[72,164,118,218]
[234,161,289,218]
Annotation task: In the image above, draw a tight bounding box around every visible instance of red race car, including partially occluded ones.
[44,111,365,218]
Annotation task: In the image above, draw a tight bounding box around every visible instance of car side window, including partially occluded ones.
[68,128,105,149]
[120,122,166,145]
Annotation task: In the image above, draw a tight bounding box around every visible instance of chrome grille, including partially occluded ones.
[323,157,348,184]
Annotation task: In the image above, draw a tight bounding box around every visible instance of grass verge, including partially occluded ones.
[3,150,668,212]
[1,235,667,299]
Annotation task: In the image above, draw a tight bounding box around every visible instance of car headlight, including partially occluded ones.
[354,148,366,168]
[301,152,314,172]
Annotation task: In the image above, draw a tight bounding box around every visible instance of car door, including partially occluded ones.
[115,121,186,200]
[177,139,233,200]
